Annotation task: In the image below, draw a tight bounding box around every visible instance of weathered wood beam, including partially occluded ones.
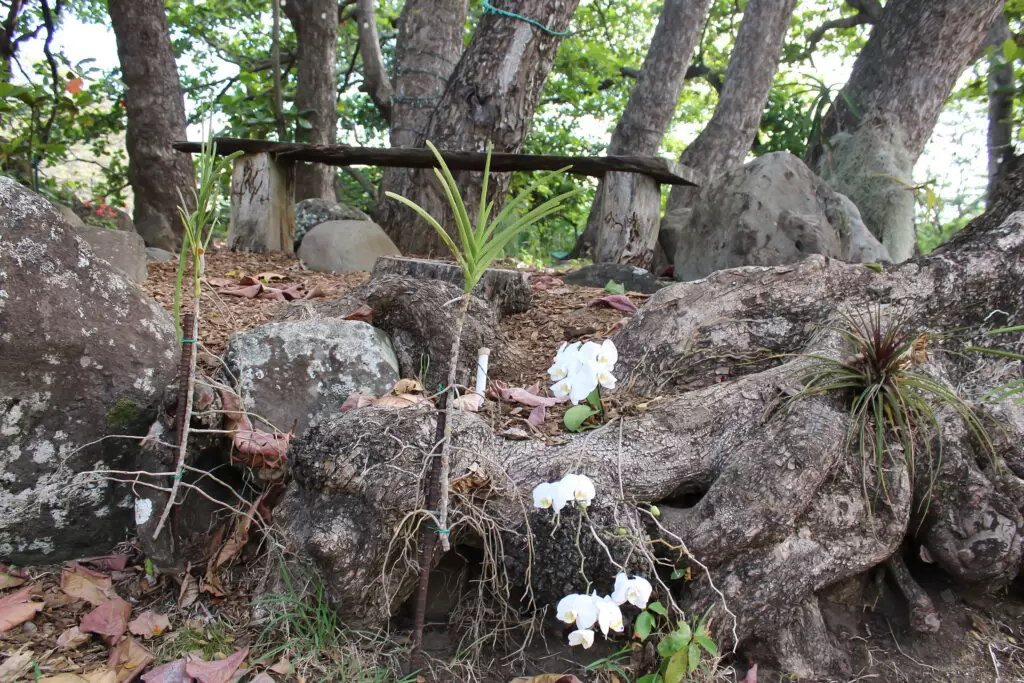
[174,137,703,186]
[228,152,296,254]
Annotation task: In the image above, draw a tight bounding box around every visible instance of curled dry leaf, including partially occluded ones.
[489,381,565,409]
[220,283,263,298]
[450,461,490,494]
[392,378,424,394]
[268,657,292,675]
[257,271,285,281]
[526,404,547,427]
[248,674,275,683]
[0,585,44,632]
[177,573,199,609]
[109,636,154,682]
[185,647,249,683]
[376,393,430,408]
[61,562,115,606]
[39,674,117,683]
[57,625,91,650]
[587,294,638,314]
[128,610,172,639]
[303,283,334,300]
[232,428,290,469]
[342,303,373,322]
[141,659,190,683]
[79,597,132,643]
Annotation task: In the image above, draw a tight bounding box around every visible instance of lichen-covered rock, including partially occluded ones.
[671,151,891,281]
[76,225,148,283]
[0,176,177,563]
[224,319,400,436]
[294,198,372,249]
[562,262,663,294]
[297,220,400,274]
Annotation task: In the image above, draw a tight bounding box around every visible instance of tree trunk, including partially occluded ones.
[355,0,393,123]
[376,0,579,256]
[663,0,797,217]
[277,200,1024,676]
[572,0,711,263]
[108,0,194,252]
[987,13,1014,209]
[284,0,339,201]
[805,0,1005,262]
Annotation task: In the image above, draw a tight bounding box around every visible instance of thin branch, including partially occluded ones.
[271,0,288,140]
[355,0,393,122]
[801,2,880,60]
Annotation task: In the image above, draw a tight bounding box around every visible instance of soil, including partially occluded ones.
[5,245,1024,682]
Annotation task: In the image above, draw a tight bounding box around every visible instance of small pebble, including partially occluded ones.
[22,620,37,635]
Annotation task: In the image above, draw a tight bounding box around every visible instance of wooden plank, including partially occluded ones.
[174,137,703,186]
[228,152,296,254]
[594,171,662,269]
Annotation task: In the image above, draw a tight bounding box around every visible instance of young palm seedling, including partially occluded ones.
[385,140,579,669]
[781,306,991,514]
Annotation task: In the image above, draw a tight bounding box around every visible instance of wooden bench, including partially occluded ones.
[173,137,703,260]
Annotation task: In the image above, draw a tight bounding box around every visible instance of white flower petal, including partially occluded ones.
[532,482,556,509]
[597,370,616,390]
[626,576,653,609]
[567,370,598,404]
[574,594,598,630]
[559,473,597,506]
[611,572,630,605]
[594,595,624,636]
[551,378,572,399]
[595,339,618,372]
[551,478,575,511]
[556,593,583,624]
[568,628,595,649]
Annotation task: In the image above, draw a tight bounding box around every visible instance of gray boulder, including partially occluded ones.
[297,220,401,274]
[77,225,148,283]
[224,319,400,436]
[0,176,177,563]
[145,247,177,262]
[55,203,86,229]
[294,198,372,249]
[673,152,891,282]
[657,206,692,266]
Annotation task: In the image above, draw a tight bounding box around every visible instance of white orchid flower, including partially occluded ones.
[611,573,653,609]
[595,339,617,372]
[566,367,599,404]
[532,482,556,509]
[593,594,624,636]
[596,369,616,390]
[548,342,579,382]
[558,473,596,507]
[568,628,595,649]
[557,593,598,630]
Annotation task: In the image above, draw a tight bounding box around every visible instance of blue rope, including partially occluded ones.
[481,0,572,36]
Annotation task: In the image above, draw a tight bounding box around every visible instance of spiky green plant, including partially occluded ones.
[786,306,991,510]
[967,325,1024,404]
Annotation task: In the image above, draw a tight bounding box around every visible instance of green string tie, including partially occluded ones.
[180,338,197,343]
[481,0,572,36]
[427,526,451,535]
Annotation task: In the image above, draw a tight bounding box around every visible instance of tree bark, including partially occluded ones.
[107,0,194,252]
[572,0,711,263]
[355,0,393,123]
[376,0,579,256]
[277,202,1024,675]
[284,0,339,201]
[663,0,797,217]
[805,0,1005,262]
[987,13,1014,209]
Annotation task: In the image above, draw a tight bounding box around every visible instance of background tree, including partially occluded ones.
[283,0,339,200]
[107,0,193,251]
[805,0,1005,262]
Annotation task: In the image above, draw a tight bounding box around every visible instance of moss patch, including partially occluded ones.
[105,398,139,429]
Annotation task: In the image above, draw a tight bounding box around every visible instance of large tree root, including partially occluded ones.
[274,213,1024,676]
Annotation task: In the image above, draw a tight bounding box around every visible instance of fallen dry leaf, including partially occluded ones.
[141,658,190,683]
[109,636,154,682]
[79,597,132,643]
[128,611,172,639]
[177,573,199,609]
[303,283,334,299]
[526,404,547,427]
[40,672,117,683]
[232,427,291,468]
[744,663,758,683]
[220,283,264,298]
[588,294,638,314]
[0,585,44,632]
[61,563,115,606]
[376,392,430,408]
[57,625,91,650]
[340,392,376,413]
[509,676,583,683]
[269,656,292,675]
[489,381,565,409]
[0,562,27,589]
[257,271,285,281]
[185,647,249,683]
[0,649,34,680]
[453,392,484,412]
[342,303,373,322]
[450,462,490,493]
[248,675,275,683]
[77,555,130,572]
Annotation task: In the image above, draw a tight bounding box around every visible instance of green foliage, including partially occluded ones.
[173,132,242,338]
[384,140,581,291]
[782,307,991,511]
[966,325,1024,404]
[634,605,719,683]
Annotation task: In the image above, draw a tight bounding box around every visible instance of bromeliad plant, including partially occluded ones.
[967,325,1024,404]
[785,306,990,510]
[385,140,580,669]
[151,133,241,541]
